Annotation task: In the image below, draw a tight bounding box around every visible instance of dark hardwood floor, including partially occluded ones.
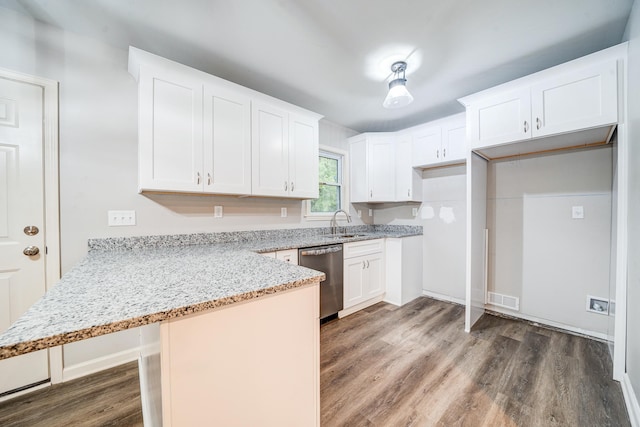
[0,297,630,426]
[0,361,142,426]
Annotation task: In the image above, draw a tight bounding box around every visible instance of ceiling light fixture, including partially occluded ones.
[383,61,414,109]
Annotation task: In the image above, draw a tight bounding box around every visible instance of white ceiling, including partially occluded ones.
[1,0,634,132]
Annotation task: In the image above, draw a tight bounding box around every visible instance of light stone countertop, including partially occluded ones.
[0,225,422,359]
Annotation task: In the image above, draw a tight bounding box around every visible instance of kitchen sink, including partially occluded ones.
[324,233,367,239]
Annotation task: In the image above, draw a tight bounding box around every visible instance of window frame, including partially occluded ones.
[305,145,349,220]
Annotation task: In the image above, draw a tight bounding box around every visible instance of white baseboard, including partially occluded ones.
[422,290,465,306]
[62,347,141,382]
[622,373,640,427]
[486,306,608,341]
[339,294,385,318]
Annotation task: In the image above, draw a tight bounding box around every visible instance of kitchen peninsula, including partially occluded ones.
[0,225,421,426]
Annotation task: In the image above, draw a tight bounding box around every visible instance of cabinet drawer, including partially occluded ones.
[344,239,384,259]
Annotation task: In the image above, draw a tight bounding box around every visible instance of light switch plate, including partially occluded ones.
[108,210,136,226]
[214,206,223,218]
[357,210,362,218]
[368,209,373,217]
[412,207,419,217]
[281,207,287,217]
[572,206,584,219]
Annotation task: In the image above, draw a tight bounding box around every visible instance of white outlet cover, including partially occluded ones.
[412,207,419,217]
[357,210,362,218]
[572,206,584,219]
[108,210,136,226]
[368,209,373,217]
[281,207,287,217]
[214,206,223,218]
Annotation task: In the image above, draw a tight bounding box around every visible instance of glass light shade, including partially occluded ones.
[383,79,414,109]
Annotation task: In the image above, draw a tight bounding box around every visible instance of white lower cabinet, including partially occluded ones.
[342,239,385,315]
[384,236,423,307]
[260,249,298,265]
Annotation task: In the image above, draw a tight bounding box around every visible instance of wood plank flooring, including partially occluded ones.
[0,361,143,427]
[320,297,630,426]
[0,297,630,426]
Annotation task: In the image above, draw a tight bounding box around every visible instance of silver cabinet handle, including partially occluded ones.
[291,182,294,191]
[23,246,40,256]
[196,172,201,185]
[443,148,446,157]
[536,117,541,130]
[524,121,529,133]
[436,149,439,159]
[407,189,410,197]
[284,181,288,191]
[207,173,212,185]
[366,260,370,268]
[370,190,373,198]
[362,261,366,269]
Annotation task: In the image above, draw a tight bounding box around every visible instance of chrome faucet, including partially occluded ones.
[331,209,352,235]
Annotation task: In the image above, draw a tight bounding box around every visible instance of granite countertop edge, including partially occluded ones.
[0,277,321,360]
[0,225,422,359]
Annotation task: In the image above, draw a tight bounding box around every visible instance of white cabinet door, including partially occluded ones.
[441,116,467,163]
[252,102,289,197]
[203,85,251,195]
[364,253,385,299]
[289,114,319,199]
[349,137,369,203]
[344,256,366,308]
[395,134,421,202]
[368,137,396,202]
[531,60,618,138]
[412,124,442,167]
[467,87,531,149]
[138,67,203,192]
[275,249,299,265]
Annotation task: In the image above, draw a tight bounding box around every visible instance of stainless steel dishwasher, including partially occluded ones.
[298,244,343,322]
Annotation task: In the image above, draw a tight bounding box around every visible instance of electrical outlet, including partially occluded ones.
[412,207,418,217]
[108,210,136,226]
[572,206,584,219]
[368,209,373,217]
[357,210,362,218]
[214,206,223,218]
[281,207,287,217]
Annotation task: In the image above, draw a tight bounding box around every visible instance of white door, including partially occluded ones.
[364,254,384,298]
[530,60,618,138]
[0,78,49,394]
[412,124,441,166]
[343,256,366,309]
[203,84,251,195]
[441,117,467,163]
[288,114,318,199]
[348,138,368,203]
[368,137,395,202]
[138,67,203,193]
[467,87,531,149]
[251,102,289,197]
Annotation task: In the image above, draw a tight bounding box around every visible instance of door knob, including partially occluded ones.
[23,246,40,256]
[24,226,39,236]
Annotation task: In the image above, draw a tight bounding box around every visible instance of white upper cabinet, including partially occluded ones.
[137,66,204,193]
[252,102,289,197]
[412,113,467,168]
[460,48,620,157]
[203,84,251,195]
[289,114,319,199]
[411,124,442,166]
[530,60,618,138]
[349,134,396,203]
[395,133,422,202]
[129,47,321,197]
[466,87,531,149]
[252,103,319,199]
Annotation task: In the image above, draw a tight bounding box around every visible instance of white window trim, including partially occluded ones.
[305,145,349,220]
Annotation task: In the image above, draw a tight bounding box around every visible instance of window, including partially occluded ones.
[307,148,346,218]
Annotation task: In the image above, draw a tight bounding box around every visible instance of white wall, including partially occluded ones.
[420,166,466,302]
[623,0,640,415]
[487,147,612,335]
[0,7,362,371]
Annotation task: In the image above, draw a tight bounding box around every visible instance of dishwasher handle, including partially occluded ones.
[300,245,343,256]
